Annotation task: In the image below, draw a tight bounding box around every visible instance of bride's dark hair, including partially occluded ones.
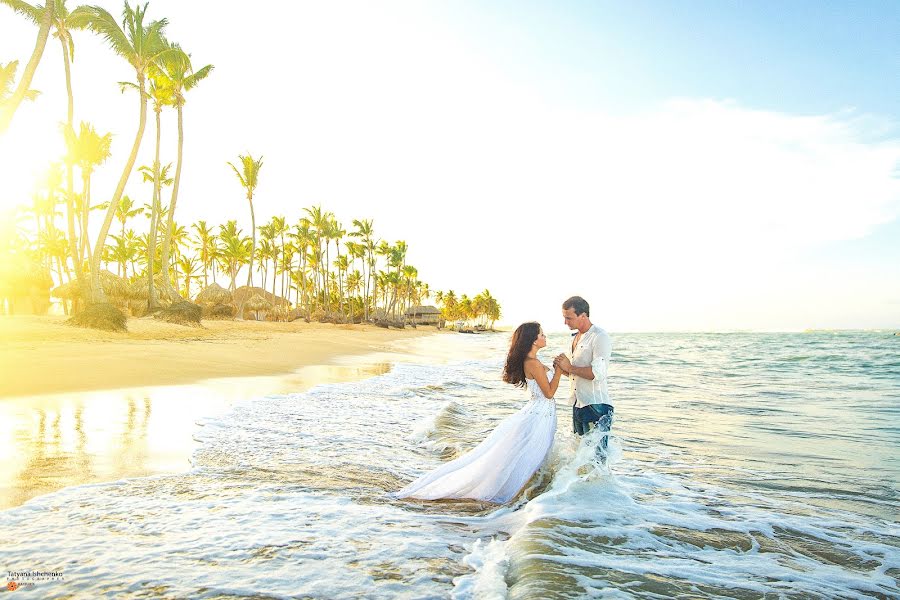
[503,322,541,388]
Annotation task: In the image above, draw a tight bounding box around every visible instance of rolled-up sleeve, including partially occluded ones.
[590,332,612,382]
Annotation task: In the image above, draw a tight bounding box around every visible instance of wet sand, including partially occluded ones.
[0,315,445,509]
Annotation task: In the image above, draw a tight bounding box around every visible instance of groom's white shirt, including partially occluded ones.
[568,324,612,408]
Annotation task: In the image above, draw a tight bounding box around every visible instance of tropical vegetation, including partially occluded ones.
[0,0,500,330]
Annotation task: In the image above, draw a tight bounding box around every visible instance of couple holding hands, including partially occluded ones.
[395,296,613,504]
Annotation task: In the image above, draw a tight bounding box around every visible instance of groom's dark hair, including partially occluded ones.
[562,296,590,316]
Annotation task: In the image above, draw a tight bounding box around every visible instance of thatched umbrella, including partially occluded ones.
[129,275,181,304]
[99,270,131,300]
[244,293,272,321]
[51,280,79,300]
[53,271,130,312]
[195,283,232,306]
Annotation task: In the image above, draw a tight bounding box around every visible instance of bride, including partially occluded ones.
[395,322,562,503]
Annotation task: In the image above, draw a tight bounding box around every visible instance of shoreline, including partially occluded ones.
[0,315,449,510]
[0,315,442,399]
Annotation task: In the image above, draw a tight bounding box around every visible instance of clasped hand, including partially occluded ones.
[553,354,571,373]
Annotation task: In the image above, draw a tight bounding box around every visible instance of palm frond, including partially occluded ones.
[0,0,44,25]
[71,5,133,61]
[227,162,248,189]
[184,64,214,91]
[0,61,20,98]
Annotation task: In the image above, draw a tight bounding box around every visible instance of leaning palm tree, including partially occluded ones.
[0,0,53,132]
[227,153,262,316]
[71,1,167,308]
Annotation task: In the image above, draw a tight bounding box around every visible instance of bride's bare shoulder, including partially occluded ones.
[523,358,547,376]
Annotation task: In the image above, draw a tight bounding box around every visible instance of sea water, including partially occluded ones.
[1,331,898,598]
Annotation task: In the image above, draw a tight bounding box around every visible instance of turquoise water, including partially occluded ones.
[1,331,897,598]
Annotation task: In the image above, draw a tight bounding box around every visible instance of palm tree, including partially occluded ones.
[227,153,263,304]
[154,40,213,301]
[191,220,214,287]
[0,60,40,106]
[218,220,250,292]
[302,205,330,310]
[175,255,198,298]
[108,231,139,279]
[138,61,174,309]
[63,121,112,265]
[288,221,313,313]
[0,1,53,132]
[72,1,167,306]
[256,224,275,292]
[137,160,172,310]
[114,194,142,244]
[268,215,287,298]
[49,1,91,296]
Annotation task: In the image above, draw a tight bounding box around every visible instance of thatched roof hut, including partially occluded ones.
[233,286,290,308]
[406,305,442,317]
[195,283,232,306]
[51,280,79,300]
[129,275,181,304]
[405,305,443,326]
[244,293,272,321]
[245,293,272,312]
[52,271,130,301]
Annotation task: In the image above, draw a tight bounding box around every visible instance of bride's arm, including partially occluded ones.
[526,361,562,399]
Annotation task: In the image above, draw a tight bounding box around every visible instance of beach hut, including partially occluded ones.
[405,305,443,327]
[244,293,272,321]
[194,283,236,319]
[53,271,131,314]
[129,275,182,308]
[2,263,53,315]
[196,282,232,305]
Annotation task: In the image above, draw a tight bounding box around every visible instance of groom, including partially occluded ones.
[553,296,614,454]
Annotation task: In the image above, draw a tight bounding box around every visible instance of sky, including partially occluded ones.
[1,0,898,331]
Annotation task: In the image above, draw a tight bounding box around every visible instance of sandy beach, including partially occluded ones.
[0,315,440,399]
[0,315,446,509]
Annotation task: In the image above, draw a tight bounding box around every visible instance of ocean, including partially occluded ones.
[2,331,898,598]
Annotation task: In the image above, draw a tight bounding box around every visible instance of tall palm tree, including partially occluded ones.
[268,215,287,298]
[154,40,213,300]
[48,1,90,301]
[218,220,250,292]
[137,160,172,309]
[227,153,263,298]
[303,205,331,310]
[191,220,214,288]
[350,218,375,321]
[289,221,313,313]
[113,195,142,243]
[175,255,198,298]
[0,0,53,132]
[139,63,174,310]
[63,121,111,265]
[72,1,167,305]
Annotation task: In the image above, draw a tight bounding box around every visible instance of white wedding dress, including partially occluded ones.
[396,370,557,503]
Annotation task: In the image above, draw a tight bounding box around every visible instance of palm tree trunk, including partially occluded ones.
[90,79,148,304]
[159,103,184,301]
[0,3,52,132]
[146,107,163,310]
[235,197,256,319]
[60,34,86,308]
